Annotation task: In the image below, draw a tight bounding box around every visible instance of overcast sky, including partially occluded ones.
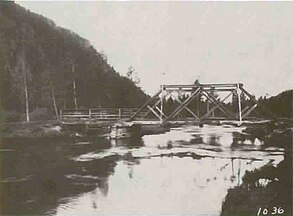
[17,1,293,97]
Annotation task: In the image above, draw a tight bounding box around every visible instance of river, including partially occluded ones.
[2,124,284,215]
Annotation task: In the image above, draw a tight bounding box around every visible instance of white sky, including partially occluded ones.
[17,1,293,97]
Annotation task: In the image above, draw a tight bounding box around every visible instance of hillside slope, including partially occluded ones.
[259,90,292,119]
[0,2,148,121]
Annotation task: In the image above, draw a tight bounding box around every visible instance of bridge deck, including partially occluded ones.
[60,107,266,126]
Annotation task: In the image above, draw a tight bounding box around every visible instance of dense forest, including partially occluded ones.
[0,2,149,122]
[258,90,292,119]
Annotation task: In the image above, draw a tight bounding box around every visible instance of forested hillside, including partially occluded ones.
[0,2,149,121]
[259,90,292,119]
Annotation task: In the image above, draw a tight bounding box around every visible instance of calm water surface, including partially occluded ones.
[2,125,284,215]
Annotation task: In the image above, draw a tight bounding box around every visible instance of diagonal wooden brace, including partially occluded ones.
[129,89,162,120]
[200,91,233,120]
[202,90,235,119]
[169,91,200,120]
[237,105,250,117]
[239,86,276,119]
[165,87,200,121]
[242,104,258,119]
[155,106,167,118]
[143,99,161,117]
[147,105,162,121]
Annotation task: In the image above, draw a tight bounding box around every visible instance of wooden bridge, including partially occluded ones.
[60,81,270,126]
[60,108,146,125]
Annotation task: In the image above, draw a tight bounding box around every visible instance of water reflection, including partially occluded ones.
[110,137,144,148]
[2,137,114,215]
[208,133,221,146]
[54,157,271,216]
[54,125,283,216]
[2,125,284,216]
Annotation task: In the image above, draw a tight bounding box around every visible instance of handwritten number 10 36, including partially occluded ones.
[257,207,284,215]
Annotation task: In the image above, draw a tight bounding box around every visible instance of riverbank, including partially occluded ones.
[1,121,67,139]
[221,125,292,216]
[1,120,172,141]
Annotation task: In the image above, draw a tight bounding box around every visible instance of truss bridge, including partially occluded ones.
[60,81,270,126]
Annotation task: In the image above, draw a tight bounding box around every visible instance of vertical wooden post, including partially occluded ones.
[211,87,215,118]
[207,100,209,116]
[195,81,200,118]
[73,80,77,109]
[197,93,200,117]
[89,109,92,122]
[60,109,62,122]
[231,158,235,176]
[72,63,78,109]
[118,108,122,119]
[206,90,210,118]
[237,83,242,124]
[160,85,164,123]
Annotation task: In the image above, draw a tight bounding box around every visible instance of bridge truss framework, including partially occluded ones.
[130,82,267,124]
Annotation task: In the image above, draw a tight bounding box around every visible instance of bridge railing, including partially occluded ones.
[60,108,147,124]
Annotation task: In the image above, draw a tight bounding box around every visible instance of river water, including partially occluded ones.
[2,125,284,215]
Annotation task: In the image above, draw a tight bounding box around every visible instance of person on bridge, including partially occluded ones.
[194,79,200,86]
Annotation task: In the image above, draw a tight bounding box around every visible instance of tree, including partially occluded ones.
[126,66,140,85]
[21,49,30,122]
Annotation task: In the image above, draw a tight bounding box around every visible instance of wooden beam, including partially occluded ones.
[175,91,200,119]
[164,87,200,121]
[164,87,237,92]
[155,106,167,118]
[242,104,258,119]
[163,83,239,89]
[239,86,276,119]
[59,109,63,123]
[160,86,164,120]
[143,99,161,117]
[147,105,162,121]
[168,91,200,120]
[129,89,162,120]
[237,84,242,123]
[89,109,92,122]
[200,91,233,120]
[197,94,200,117]
[201,90,235,119]
[239,105,250,116]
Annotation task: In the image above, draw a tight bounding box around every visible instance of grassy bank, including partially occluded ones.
[1,121,66,139]
[221,125,292,216]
